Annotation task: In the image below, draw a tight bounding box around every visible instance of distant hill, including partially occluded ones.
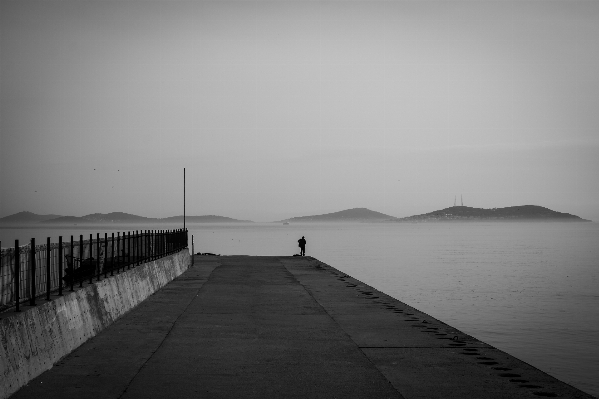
[160,215,253,223]
[0,211,62,224]
[40,212,151,224]
[31,212,252,224]
[280,208,398,223]
[83,212,152,222]
[396,205,589,222]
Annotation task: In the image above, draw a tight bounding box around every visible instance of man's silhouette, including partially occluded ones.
[298,236,306,256]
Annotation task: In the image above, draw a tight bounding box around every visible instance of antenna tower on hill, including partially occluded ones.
[454,196,456,206]
[461,195,463,206]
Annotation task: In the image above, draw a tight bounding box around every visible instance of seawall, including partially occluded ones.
[0,249,190,399]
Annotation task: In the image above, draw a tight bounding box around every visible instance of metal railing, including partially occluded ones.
[0,229,188,312]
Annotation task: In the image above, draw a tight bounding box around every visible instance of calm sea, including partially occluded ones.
[1,221,598,397]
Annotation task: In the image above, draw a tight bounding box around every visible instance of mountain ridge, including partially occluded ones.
[1,205,590,224]
[0,212,252,224]
[278,208,398,223]
[395,205,589,222]
[0,211,63,224]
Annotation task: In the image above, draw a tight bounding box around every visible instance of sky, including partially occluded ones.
[1,0,598,222]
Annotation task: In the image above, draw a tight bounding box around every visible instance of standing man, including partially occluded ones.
[298,236,306,256]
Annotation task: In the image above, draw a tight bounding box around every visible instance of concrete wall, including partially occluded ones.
[0,249,191,399]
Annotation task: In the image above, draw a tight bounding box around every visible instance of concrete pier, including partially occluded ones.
[9,256,594,398]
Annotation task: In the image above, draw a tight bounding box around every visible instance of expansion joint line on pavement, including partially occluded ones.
[115,265,218,399]
[280,260,404,398]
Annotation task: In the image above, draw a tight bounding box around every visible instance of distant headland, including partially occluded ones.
[0,211,253,224]
[279,208,395,223]
[279,205,590,223]
[394,205,590,222]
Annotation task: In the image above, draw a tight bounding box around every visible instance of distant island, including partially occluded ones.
[279,205,589,223]
[0,211,252,224]
[1,205,590,225]
[0,211,62,224]
[394,205,590,222]
[279,208,397,223]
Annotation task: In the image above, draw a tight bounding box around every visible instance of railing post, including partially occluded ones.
[46,237,51,301]
[121,231,125,270]
[97,233,101,282]
[127,231,131,269]
[136,230,140,265]
[123,232,126,269]
[70,236,74,291]
[140,230,143,262]
[15,240,20,312]
[104,233,108,278]
[79,235,84,287]
[30,238,36,306]
[58,236,63,296]
[111,233,115,276]
[89,233,93,284]
[117,232,121,273]
[142,230,144,262]
[142,230,145,261]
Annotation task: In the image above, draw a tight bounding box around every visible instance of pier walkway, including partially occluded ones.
[11,256,593,398]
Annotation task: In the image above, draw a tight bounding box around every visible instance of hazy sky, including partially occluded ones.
[1,0,598,222]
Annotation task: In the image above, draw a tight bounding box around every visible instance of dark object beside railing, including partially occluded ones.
[62,256,97,285]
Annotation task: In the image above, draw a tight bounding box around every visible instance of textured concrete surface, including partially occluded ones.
[9,256,595,399]
[0,250,190,399]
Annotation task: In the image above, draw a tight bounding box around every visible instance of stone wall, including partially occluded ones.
[0,249,191,399]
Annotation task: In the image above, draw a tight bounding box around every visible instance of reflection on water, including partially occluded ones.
[1,221,598,396]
